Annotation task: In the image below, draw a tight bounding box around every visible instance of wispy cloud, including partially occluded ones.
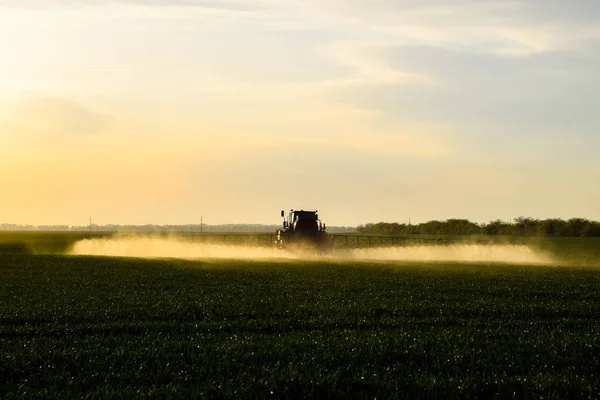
[0,0,263,11]
[302,1,600,56]
[4,96,112,138]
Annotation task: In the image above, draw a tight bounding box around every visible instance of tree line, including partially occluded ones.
[0,223,356,233]
[357,218,600,237]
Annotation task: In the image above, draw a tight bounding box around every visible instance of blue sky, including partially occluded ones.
[0,0,599,226]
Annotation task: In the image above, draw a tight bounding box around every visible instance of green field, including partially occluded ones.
[2,233,600,398]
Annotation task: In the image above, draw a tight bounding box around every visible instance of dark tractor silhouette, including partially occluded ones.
[276,209,334,255]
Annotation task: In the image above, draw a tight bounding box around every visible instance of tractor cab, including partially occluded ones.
[277,209,332,254]
[281,210,325,233]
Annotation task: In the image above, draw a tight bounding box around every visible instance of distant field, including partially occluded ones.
[1,233,600,398]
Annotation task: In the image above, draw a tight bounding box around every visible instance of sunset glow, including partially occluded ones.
[1,1,599,226]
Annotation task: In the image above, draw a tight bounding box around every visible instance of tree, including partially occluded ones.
[581,222,600,237]
[482,220,512,235]
[513,217,538,236]
[537,219,569,237]
[568,218,589,237]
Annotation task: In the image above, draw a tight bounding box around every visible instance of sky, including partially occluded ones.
[1,0,599,227]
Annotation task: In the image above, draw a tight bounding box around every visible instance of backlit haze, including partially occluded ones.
[1,1,599,227]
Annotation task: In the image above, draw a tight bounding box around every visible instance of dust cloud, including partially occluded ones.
[338,245,552,264]
[69,236,303,260]
[69,236,553,264]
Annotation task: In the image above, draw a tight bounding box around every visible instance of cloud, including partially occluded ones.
[332,133,448,158]
[0,0,262,12]
[5,0,599,58]
[302,1,600,56]
[318,41,433,88]
[134,0,262,11]
[5,96,112,138]
[325,39,600,141]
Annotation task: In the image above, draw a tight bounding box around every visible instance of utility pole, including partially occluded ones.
[201,216,203,233]
[89,215,92,233]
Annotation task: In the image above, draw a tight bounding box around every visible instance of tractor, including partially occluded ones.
[276,209,334,255]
